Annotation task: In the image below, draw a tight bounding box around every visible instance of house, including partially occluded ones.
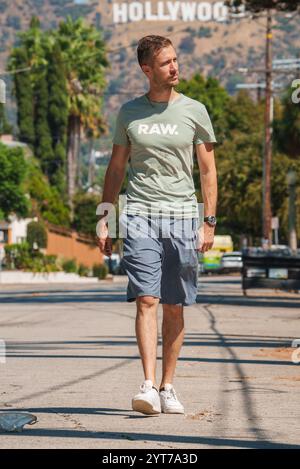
[0,216,103,268]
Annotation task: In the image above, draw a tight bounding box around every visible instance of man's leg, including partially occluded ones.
[136,295,160,389]
[160,304,184,390]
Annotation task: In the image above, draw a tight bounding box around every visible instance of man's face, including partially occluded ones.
[143,45,179,88]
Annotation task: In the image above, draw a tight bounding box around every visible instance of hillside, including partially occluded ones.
[1,0,299,140]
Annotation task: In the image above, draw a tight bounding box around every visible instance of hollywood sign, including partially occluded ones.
[112,1,241,24]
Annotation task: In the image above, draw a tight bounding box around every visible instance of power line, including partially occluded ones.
[1,8,296,77]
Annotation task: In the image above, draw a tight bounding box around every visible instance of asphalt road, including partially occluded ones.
[0,275,300,449]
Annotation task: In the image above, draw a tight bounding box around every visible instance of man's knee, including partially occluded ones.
[137,295,159,311]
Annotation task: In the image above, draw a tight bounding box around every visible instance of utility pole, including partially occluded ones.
[263,9,273,247]
[237,19,300,250]
[287,170,298,254]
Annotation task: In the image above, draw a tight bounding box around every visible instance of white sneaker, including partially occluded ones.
[159,383,185,414]
[132,379,161,415]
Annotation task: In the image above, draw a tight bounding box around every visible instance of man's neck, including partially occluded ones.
[146,88,180,103]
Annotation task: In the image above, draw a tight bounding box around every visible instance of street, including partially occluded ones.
[0,275,300,449]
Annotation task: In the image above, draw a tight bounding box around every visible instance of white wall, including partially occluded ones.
[9,216,36,244]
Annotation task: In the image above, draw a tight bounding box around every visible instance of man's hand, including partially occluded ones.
[196,223,215,253]
[96,218,112,257]
[95,143,130,258]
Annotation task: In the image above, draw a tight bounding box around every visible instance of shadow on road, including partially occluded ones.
[0,423,299,449]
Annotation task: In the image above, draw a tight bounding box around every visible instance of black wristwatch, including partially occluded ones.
[204,215,217,227]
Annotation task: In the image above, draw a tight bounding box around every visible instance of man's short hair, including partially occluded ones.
[137,35,173,67]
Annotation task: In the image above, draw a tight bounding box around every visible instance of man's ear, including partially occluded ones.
[141,64,151,78]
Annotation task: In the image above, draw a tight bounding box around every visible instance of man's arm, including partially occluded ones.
[101,143,130,206]
[195,142,218,252]
[96,143,130,256]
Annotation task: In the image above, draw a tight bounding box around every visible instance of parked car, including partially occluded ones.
[104,253,121,274]
[220,251,243,273]
[199,235,234,274]
[243,245,293,257]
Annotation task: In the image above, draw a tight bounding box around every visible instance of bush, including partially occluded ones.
[78,263,90,277]
[179,36,195,53]
[4,243,59,272]
[24,254,59,273]
[92,263,108,279]
[27,220,48,249]
[62,258,77,273]
[72,193,99,237]
[4,242,31,269]
[198,26,212,38]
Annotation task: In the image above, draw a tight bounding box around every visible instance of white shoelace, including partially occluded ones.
[140,382,153,393]
[165,387,178,401]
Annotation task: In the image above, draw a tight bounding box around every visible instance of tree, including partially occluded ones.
[177,73,229,143]
[8,17,47,147]
[47,43,69,195]
[226,0,300,245]
[226,1,300,12]
[72,192,99,237]
[34,70,54,179]
[24,157,71,227]
[10,47,35,146]
[274,86,300,159]
[0,143,28,220]
[0,103,13,135]
[177,73,230,202]
[27,220,48,249]
[8,16,109,211]
[54,16,108,208]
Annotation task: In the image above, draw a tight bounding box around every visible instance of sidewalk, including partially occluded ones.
[0,277,300,448]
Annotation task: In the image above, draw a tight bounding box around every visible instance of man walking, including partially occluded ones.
[97,35,217,415]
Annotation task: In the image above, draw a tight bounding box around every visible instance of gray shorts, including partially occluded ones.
[120,214,199,306]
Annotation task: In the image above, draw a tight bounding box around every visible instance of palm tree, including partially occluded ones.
[54,17,108,210]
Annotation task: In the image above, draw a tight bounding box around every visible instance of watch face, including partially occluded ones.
[206,216,217,225]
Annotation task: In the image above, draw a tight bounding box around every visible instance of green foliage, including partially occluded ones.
[78,263,90,277]
[217,91,300,243]
[224,90,264,136]
[177,74,229,143]
[4,242,59,272]
[26,220,48,249]
[0,143,28,219]
[273,86,300,159]
[25,157,71,226]
[62,258,77,273]
[8,16,108,200]
[34,71,55,176]
[92,262,108,280]
[72,192,99,237]
[9,17,64,192]
[55,16,109,139]
[225,1,300,12]
[24,253,59,273]
[179,74,300,244]
[0,103,13,135]
[4,242,31,269]
[47,43,68,193]
[9,47,35,146]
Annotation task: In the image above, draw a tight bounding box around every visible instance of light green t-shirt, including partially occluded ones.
[112,92,217,218]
